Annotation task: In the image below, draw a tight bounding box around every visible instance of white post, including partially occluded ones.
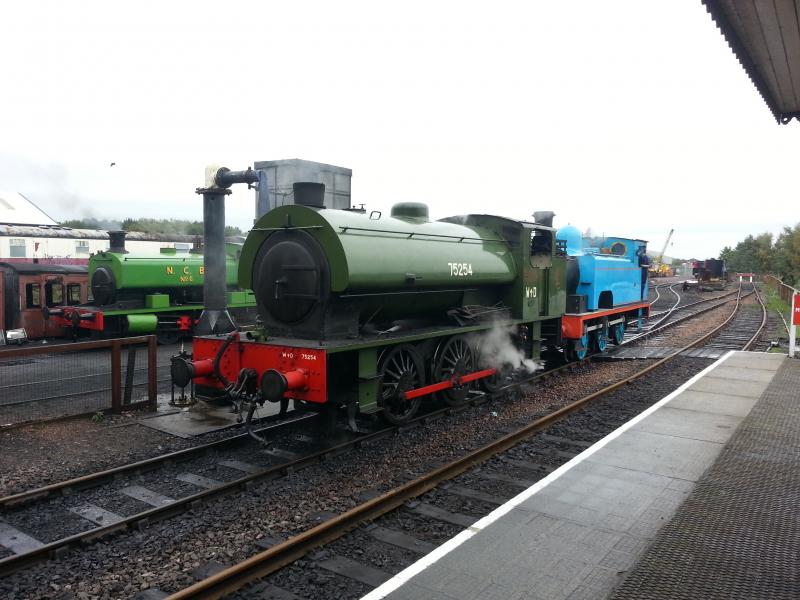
[791,293,797,359]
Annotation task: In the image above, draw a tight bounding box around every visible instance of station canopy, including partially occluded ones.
[703,0,800,123]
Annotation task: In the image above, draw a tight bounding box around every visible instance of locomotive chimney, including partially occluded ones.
[533,211,555,228]
[108,230,128,254]
[195,166,260,336]
[293,182,326,208]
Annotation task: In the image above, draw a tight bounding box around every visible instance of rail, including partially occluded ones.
[742,284,768,351]
[0,356,591,578]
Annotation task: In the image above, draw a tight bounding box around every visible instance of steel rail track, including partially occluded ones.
[621,285,748,348]
[0,353,590,511]
[0,412,318,509]
[648,283,667,307]
[646,283,680,327]
[736,283,767,351]
[745,285,768,349]
[0,284,761,582]
[0,356,593,578]
[646,287,739,322]
[168,284,756,600]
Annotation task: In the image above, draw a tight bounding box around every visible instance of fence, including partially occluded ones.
[763,274,796,303]
[0,335,159,427]
[762,274,799,357]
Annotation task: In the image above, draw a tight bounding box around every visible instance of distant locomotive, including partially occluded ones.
[172,180,650,429]
[684,258,728,291]
[49,231,257,343]
[693,258,727,282]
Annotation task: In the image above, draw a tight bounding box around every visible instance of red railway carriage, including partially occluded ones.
[0,262,89,340]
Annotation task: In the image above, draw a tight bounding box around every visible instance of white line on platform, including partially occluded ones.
[360,350,736,600]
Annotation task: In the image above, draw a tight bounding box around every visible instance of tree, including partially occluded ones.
[60,217,121,230]
[61,217,242,236]
[718,223,800,286]
[772,223,800,286]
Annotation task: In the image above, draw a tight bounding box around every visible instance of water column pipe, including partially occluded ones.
[195,166,265,335]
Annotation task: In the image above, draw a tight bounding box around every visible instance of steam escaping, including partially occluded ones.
[474,321,541,374]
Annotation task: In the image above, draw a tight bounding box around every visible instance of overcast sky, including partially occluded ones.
[1,1,795,259]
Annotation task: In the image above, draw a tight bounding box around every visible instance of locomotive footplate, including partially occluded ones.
[191,335,327,404]
[561,300,650,339]
[186,321,522,409]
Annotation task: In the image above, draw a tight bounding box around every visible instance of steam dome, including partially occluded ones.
[556,225,583,256]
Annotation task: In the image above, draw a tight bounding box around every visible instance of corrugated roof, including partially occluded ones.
[0,262,88,275]
[703,0,800,123]
[0,191,58,226]
[0,224,197,242]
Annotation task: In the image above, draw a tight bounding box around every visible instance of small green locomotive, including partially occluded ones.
[50,232,257,343]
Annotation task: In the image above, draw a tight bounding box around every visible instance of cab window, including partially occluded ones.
[67,284,82,305]
[25,283,41,308]
[45,282,64,306]
[530,229,553,255]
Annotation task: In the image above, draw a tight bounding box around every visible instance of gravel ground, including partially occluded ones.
[421,487,498,518]
[0,285,737,500]
[329,529,420,571]
[0,409,300,498]
[0,293,743,599]
[376,510,463,545]
[0,416,192,497]
[0,356,708,600]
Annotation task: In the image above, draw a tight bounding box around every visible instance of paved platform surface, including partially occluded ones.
[612,354,800,599]
[366,351,793,600]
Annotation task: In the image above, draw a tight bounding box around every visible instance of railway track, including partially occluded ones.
[622,284,745,347]
[648,282,678,312]
[648,286,738,321]
[0,283,767,596]
[166,282,765,600]
[0,356,595,578]
[703,283,767,352]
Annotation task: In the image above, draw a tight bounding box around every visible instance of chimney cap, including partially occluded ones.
[108,230,128,254]
[533,211,555,227]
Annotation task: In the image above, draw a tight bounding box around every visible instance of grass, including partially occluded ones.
[761,284,789,314]
[760,283,799,343]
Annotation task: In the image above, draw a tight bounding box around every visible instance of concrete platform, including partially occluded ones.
[364,351,793,600]
[137,398,283,438]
